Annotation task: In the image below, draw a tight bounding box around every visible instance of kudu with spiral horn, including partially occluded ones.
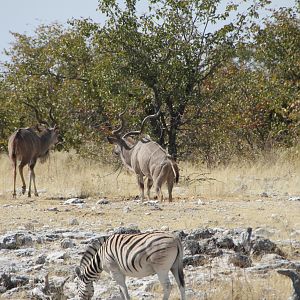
[107,110,179,202]
[8,103,60,197]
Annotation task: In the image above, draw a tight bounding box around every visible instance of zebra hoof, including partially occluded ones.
[28,193,31,198]
[35,192,39,197]
[22,186,26,194]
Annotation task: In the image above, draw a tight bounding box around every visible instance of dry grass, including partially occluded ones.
[1,147,299,200]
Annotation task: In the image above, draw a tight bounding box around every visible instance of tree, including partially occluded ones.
[87,0,269,158]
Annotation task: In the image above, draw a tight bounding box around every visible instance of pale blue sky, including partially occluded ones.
[0,0,297,62]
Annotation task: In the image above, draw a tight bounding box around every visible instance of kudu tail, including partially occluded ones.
[8,130,21,161]
[8,130,21,197]
[170,160,179,184]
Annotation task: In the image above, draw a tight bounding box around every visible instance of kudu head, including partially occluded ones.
[107,110,160,154]
[24,102,60,146]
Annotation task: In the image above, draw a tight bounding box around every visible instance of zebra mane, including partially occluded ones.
[79,236,109,270]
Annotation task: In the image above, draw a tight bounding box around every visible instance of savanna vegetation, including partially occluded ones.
[0,0,299,165]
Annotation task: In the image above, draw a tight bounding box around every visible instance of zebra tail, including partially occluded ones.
[175,237,185,288]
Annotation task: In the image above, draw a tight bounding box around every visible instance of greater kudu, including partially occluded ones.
[8,103,59,197]
[107,111,179,202]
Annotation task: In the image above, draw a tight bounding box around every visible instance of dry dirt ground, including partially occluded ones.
[0,194,300,299]
[0,152,299,299]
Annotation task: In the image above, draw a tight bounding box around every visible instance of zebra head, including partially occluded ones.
[75,266,94,300]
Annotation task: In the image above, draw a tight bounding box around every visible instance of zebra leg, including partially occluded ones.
[111,271,130,300]
[156,271,171,300]
[171,266,186,300]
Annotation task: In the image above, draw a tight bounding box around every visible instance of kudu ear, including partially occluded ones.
[35,124,44,132]
[107,136,118,144]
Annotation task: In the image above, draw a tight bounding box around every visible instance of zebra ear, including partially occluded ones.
[75,266,82,278]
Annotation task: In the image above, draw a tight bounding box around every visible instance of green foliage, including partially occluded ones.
[0,2,299,165]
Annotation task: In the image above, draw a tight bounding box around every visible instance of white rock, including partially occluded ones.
[123,206,131,213]
[97,198,110,205]
[61,238,75,249]
[197,199,205,205]
[160,226,169,231]
[288,196,300,201]
[69,218,79,225]
[63,198,85,205]
[254,227,276,237]
[46,251,69,262]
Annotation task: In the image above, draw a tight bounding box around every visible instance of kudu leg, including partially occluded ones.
[31,166,38,197]
[147,178,153,200]
[137,175,145,201]
[154,181,164,202]
[167,175,174,202]
[12,161,17,198]
[18,163,26,195]
[28,162,38,197]
[155,165,172,202]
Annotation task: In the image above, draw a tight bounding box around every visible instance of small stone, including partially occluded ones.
[46,251,69,262]
[229,254,252,268]
[261,192,269,197]
[288,196,300,201]
[97,198,110,205]
[143,200,159,206]
[197,199,205,205]
[36,254,46,265]
[160,226,169,231]
[216,236,234,249]
[252,238,277,255]
[69,218,79,225]
[184,240,200,255]
[114,226,140,234]
[64,198,85,205]
[183,254,206,267]
[123,206,131,213]
[61,238,75,249]
[47,207,59,212]
[290,230,300,238]
[254,227,276,238]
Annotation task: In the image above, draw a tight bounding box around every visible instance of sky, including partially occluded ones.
[0,0,297,61]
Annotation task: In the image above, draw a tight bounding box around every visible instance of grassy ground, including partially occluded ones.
[0,150,299,299]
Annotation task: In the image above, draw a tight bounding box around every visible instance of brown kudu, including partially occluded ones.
[8,103,59,198]
[107,111,179,202]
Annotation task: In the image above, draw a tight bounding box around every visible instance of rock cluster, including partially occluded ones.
[0,226,299,299]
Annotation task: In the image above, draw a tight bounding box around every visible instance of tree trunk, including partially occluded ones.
[167,113,181,159]
[168,125,177,158]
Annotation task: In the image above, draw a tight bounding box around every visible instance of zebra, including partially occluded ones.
[75,231,186,300]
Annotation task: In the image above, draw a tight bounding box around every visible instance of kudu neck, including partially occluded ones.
[119,139,136,167]
[39,130,55,153]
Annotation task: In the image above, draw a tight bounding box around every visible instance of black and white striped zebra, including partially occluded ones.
[75,231,186,300]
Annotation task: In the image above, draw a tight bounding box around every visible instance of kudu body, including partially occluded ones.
[107,112,179,202]
[8,104,59,197]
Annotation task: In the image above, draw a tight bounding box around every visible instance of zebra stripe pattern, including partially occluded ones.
[75,231,186,300]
